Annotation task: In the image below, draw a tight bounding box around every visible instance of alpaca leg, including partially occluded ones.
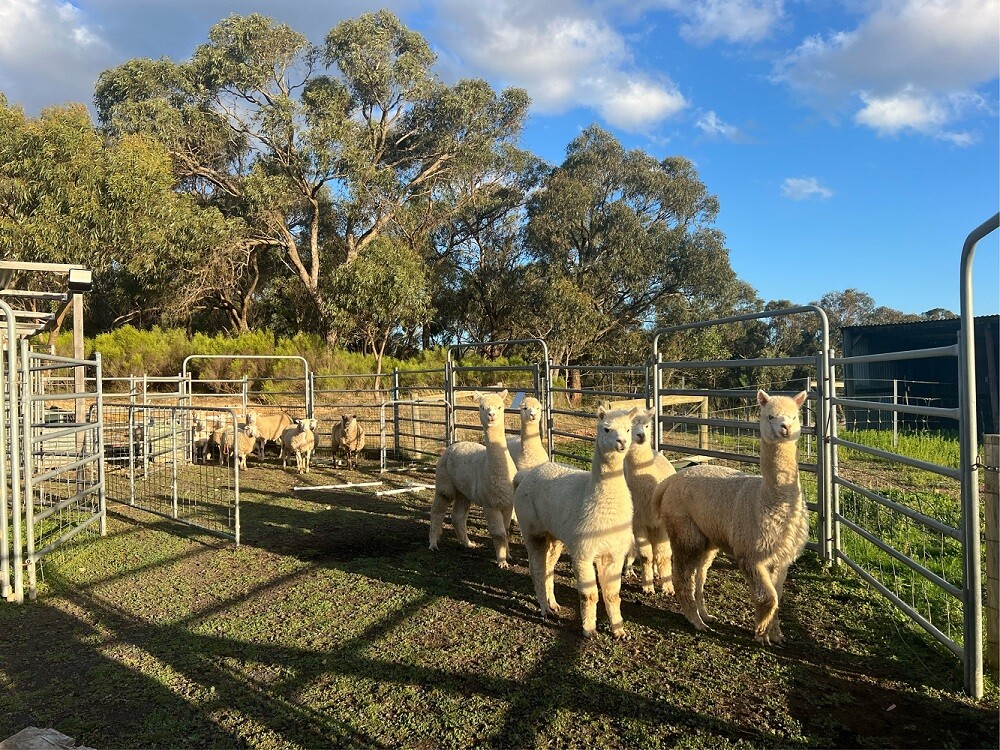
[766,562,792,644]
[744,561,780,644]
[623,539,638,580]
[652,534,674,595]
[672,548,711,631]
[483,505,510,568]
[572,557,600,638]
[524,534,556,620]
[452,495,477,548]
[597,553,628,640]
[638,533,656,595]
[544,536,564,616]
[694,549,718,624]
[428,490,452,550]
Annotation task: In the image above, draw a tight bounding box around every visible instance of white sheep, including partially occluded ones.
[331,414,365,469]
[246,410,294,460]
[281,418,317,474]
[623,407,677,594]
[506,396,548,472]
[220,422,260,470]
[654,389,809,645]
[513,405,638,639]
[207,416,226,465]
[429,390,516,568]
[191,418,210,464]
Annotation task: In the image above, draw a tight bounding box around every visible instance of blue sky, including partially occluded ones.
[1,0,997,316]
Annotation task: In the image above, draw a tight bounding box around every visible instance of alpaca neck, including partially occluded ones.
[591,447,625,482]
[760,440,800,500]
[521,420,541,443]
[625,442,654,469]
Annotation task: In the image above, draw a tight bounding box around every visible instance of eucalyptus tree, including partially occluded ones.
[523,124,741,383]
[96,10,529,343]
[0,96,234,336]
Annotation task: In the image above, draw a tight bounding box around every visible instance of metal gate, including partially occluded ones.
[1,320,106,603]
[102,403,244,544]
[445,339,551,451]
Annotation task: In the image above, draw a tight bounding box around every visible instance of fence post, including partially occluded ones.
[892,378,898,449]
[985,434,999,678]
[698,396,709,452]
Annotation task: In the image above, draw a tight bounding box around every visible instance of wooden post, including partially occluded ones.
[699,396,709,452]
[985,434,998,678]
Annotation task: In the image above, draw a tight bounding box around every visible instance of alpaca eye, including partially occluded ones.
[604,427,610,433]
[768,415,774,420]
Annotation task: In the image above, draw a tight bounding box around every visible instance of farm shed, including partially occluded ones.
[841,314,999,436]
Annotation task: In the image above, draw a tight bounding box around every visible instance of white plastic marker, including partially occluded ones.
[375,484,435,497]
[292,481,383,492]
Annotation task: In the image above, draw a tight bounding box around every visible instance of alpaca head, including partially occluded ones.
[519,396,542,425]
[479,390,508,429]
[628,407,656,448]
[757,390,808,444]
[596,406,638,455]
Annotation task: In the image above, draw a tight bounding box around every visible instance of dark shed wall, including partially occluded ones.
[841,316,998,436]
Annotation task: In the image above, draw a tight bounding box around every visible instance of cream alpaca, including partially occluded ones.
[506,396,548,471]
[513,406,637,639]
[655,389,809,645]
[623,407,676,594]
[429,391,517,567]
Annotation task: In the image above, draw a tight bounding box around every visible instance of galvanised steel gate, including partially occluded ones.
[1,323,106,603]
[102,403,244,544]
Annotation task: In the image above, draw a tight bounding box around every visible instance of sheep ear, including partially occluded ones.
[794,390,808,407]
[757,389,769,406]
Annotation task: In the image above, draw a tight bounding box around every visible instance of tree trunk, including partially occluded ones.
[568,366,582,407]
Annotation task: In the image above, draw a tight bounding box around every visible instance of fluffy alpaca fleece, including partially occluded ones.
[429,390,517,567]
[506,396,548,472]
[654,389,809,645]
[513,406,637,639]
[281,418,317,473]
[623,408,677,594]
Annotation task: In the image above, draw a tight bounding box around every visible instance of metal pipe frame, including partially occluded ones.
[958,212,997,697]
[0,300,21,602]
[181,354,312,418]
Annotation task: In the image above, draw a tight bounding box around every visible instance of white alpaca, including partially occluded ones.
[623,407,676,594]
[506,396,548,471]
[513,406,637,639]
[655,389,809,645]
[429,390,517,568]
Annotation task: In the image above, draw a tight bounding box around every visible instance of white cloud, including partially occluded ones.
[675,0,785,44]
[774,0,999,140]
[0,0,115,114]
[781,177,833,200]
[695,110,741,139]
[432,0,687,131]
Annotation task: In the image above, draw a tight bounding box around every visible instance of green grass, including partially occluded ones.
[1,459,996,750]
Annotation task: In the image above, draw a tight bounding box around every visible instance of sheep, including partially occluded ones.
[207,416,226,465]
[506,396,549,472]
[332,414,365,469]
[429,390,517,568]
[191,418,210,464]
[220,422,260,470]
[246,410,294,460]
[654,389,809,645]
[623,407,677,594]
[281,418,317,474]
[513,406,638,639]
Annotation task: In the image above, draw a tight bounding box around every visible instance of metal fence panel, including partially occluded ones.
[103,403,242,544]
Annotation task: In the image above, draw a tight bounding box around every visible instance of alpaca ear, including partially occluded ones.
[794,390,808,407]
[627,407,639,418]
[645,407,656,420]
[757,389,769,406]
[597,405,607,419]
[499,389,508,399]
